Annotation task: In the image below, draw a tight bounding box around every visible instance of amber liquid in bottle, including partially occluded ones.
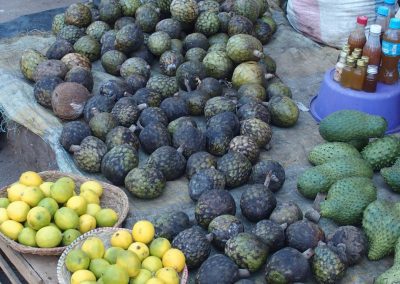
[348,16,368,52]
[362,25,382,66]
[351,59,367,90]
[363,65,379,92]
[379,18,400,84]
[340,57,356,88]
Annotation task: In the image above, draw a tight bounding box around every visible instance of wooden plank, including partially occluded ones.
[0,241,43,284]
[0,252,22,284]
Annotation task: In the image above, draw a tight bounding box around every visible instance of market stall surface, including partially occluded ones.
[0,2,397,283]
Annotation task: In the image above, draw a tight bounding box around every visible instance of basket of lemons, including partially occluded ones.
[0,171,129,255]
[57,222,188,284]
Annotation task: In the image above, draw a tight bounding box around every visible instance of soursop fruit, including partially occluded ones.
[195,11,220,36]
[362,200,400,260]
[146,146,186,180]
[308,142,361,165]
[217,151,252,187]
[124,167,166,199]
[312,242,347,284]
[226,34,263,64]
[70,136,107,173]
[361,136,400,170]
[381,158,400,192]
[170,0,199,24]
[146,74,179,99]
[186,151,217,179]
[375,238,400,284]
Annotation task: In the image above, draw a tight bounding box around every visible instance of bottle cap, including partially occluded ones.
[384,0,395,4]
[354,48,362,53]
[357,16,368,26]
[389,18,400,29]
[357,59,366,66]
[361,56,369,64]
[377,6,389,16]
[367,65,378,74]
[347,56,355,64]
[370,24,382,34]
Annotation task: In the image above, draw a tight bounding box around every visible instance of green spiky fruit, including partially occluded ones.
[268,95,299,128]
[146,74,179,99]
[240,118,272,149]
[156,18,182,39]
[111,98,146,127]
[204,97,236,119]
[381,158,400,192]
[170,0,199,23]
[119,0,141,16]
[217,151,252,187]
[198,0,220,13]
[57,25,85,44]
[232,61,265,88]
[20,49,47,81]
[308,142,361,166]
[148,31,172,56]
[375,238,400,284]
[115,23,144,54]
[238,83,267,102]
[185,47,207,62]
[154,211,190,240]
[240,183,276,222]
[195,11,220,36]
[120,57,151,79]
[114,16,135,30]
[362,200,400,260]
[252,220,285,251]
[208,215,243,250]
[99,0,122,24]
[312,243,346,284]
[147,146,186,180]
[186,151,217,179]
[267,82,292,99]
[229,136,260,164]
[225,233,268,272]
[202,51,234,79]
[135,4,160,32]
[254,19,274,44]
[105,126,139,150]
[226,34,263,64]
[64,3,92,27]
[52,13,66,34]
[71,136,107,173]
[361,136,400,170]
[73,35,101,62]
[320,177,377,225]
[233,0,260,23]
[89,111,118,141]
[228,15,253,36]
[125,167,166,199]
[101,50,127,76]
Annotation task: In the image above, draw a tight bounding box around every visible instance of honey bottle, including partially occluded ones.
[351,59,367,90]
[363,65,379,92]
[340,56,356,88]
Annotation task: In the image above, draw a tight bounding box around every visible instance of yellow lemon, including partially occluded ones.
[110,230,133,249]
[0,208,9,224]
[62,229,81,246]
[81,237,105,259]
[39,182,54,197]
[21,187,44,207]
[149,238,171,258]
[7,183,27,202]
[80,181,103,197]
[128,242,149,261]
[130,269,152,284]
[142,256,163,273]
[146,278,165,284]
[86,203,101,217]
[35,226,62,248]
[0,197,10,208]
[156,267,179,284]
[104,247,125,264]
[37,197,59,217]
[80,190,100,205]
[116,250,141,277]
[132,220,155,244]
[162,249,185,273]
[66,196,88,216]
[7,201,30,222]
[89,258,110,279]
[19,171,43,187]
[65,249,90,273]
[26,206,51,230]
[71,270,96,284]
[95,208,118,227]
[18,227,37,247]
[102,264,129,284]
[0,220,23,240]
[79,214,96,234]
[54,207,79,230]
[50,181,73,204]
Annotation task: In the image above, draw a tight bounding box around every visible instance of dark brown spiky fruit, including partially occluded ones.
[89,111,119,141]
[83,95,115,122]
[240,183,277,222]
[124,166,166,199]
[60,121,92,152]
[195,190,236,228]
[183,33,209,51]
[139,122,171,154]
[176,61,207,91]
[270,202,303,225]
[207,111,240,136]
[111,98,146,127]
[65,3,92,27]
[70,136,107,173]
[249,160,285,192]
[105,126,140,150]
[183,90,210,116]
[64,66,93,92]
[154,211,191,240]
[160,97,189,121]
[229,135,260,164]
[188,168,226,201]
[228,15,253,36]
[33,76,63,108]
[172,125,206,158]
[198,77,223,97]
[46,39,74,60]
[217,151,252,187]
[237,103,271,124]
[99,79,132,101]
[252,220,286,252]
[138,107,169,127]
[147,146,186,180]
[156,18,182,39]
[159,50,184,76]
[33,59,68,82]
[186,151,217,179]
[208,215,244,250]
[240,118,272,149]
[125,74,148,94]
[286,220,325,252]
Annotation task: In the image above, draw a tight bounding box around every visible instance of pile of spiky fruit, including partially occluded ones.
[64,220,186,284]
[19,0,301,196]
[0,171,118,248]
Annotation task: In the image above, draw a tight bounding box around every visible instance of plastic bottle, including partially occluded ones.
[363,65,379,92]
[340,56,356,88]
[351,59,367,90]
[375,6,390,37]
[384,0,396,19]
[348,16,368,52]
[379,18,400,84]
[334,51,348,82]
[362,24,382,66]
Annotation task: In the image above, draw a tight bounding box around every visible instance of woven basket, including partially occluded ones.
[0,171,129,256]
[57,227,189,284]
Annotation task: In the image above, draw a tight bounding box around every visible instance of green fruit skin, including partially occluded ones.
[297,158,373,199]
[226,34,263,64]
[362,200,400,260]
[308,142,361,165]
[320,177,377,225]
[312,245,346,283]
[375,238,400,283]
[381,158,400,192]
[268,95,299,128]
[319,110,387,142]
[361,136,400,171]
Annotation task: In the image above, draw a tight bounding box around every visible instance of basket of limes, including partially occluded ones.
[57,223,189,284]
[0,171,129,255]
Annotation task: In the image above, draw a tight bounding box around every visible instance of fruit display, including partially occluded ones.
[0,171,125,251]
[58,222,187,284]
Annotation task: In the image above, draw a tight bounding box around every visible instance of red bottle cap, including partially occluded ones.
[357,16,368,26]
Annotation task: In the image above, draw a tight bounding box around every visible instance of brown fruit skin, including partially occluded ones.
[33,59,69,82]
[64,3,92,27]
[61,53,92,70]
[51,82,90,120]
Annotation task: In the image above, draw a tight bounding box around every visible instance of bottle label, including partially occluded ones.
[382,41,400,56]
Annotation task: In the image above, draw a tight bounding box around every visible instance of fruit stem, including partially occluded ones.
[313,193,327,211]
[265,73,275,80]
[137,103,148,111]
[305,209,321,223]
[264,143,272,151]
[136,121,144,130]
[253,50,265,59]
[166,64,176,73]
[302,248,314,259]
[261,102,269,107]
[90,107,100,116]
[177,145,185,154]
[184,78,192,92]
[69,145,81,152]
[263,171,273,188]
[124,91,132,97]
[280,223,288,230]
[238,269,251,278]
[205,233,214,242]
[129,125,138,132]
